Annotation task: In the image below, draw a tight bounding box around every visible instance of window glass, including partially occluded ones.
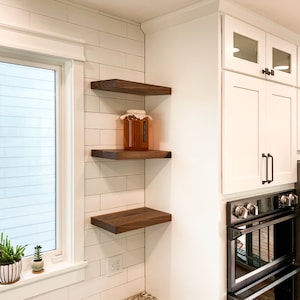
[0,61,57,256]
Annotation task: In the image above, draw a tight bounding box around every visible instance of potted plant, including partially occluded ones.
[31,245,44,273]
[0,232,27,284]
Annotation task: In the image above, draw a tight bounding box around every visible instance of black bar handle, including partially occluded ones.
[270,69,275,76]
[267,153,274,183]
[228,265,300,299]
[228,212,299,241]
[262,153,268,184]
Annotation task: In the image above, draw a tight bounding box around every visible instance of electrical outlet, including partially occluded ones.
[107,255,123,275]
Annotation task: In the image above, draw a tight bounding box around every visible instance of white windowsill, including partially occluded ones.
[0,261,88,299]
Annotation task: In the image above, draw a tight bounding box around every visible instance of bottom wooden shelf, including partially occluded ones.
[91,207,172,234]
[91,149,172,160]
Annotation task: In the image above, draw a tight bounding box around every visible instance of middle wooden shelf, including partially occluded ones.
[91,207,172,234]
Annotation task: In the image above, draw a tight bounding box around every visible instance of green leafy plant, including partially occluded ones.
[0,232,27,264]
[33,245,42,262]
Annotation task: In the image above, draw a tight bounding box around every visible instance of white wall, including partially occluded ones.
[144,12,225,300]
[0,1,147,299]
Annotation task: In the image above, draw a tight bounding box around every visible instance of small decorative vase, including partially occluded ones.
[0,260,22,284]
[31,260,44,273]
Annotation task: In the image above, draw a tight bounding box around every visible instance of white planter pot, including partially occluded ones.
[0,260,22,284]
[31,259,44,273]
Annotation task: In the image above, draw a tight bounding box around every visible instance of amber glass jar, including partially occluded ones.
[120,110,152,150]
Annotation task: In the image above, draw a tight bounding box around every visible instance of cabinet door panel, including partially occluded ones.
[222,71,265,194]
[266,34,297,86]
[266,83,297,184]
[222,15,265,78]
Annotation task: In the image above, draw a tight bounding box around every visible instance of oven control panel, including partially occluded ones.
[278,192,298,208]
[226,190,298,225]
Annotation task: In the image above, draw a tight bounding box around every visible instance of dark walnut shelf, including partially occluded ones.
[91,207,172,234]
[91,149,172,160]
[91,79,172,95]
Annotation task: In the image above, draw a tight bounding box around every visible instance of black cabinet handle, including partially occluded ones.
[262,68,275,76]
[262,68,270,75]
[262,153,268,184]
[267,153,274,183]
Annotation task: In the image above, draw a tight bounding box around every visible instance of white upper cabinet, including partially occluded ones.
[222,15,297,86]
[222,71,297,194]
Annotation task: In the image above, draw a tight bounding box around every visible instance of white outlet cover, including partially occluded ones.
[107,255,123,275]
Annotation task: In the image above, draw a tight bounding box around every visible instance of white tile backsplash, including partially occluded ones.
[101,278,144,300]
[127,263,144,281]
[85,260,102,280]
[99,113,122,130]
[127,233,145,251]
[85,194,101,212]
[25,287,69,300]
[123,248,145,268]
[0,3,30,28]
[85,176,127,196]
[127,24,145,42]
[100,32,128,53]
[101,160,144,177]
[101,190,144,210]
[85,62,100,80]
[126,175,145,190]
[98,47,127,68]
[100,97,127,114]
[0,0,67,20]
[85,95,100,112]
[85,228,101,246]
[127,54,145,72]
[67,5,104,31]
[0,0,146,299]
[126,39,144,57]
[31,14,99,45]
[85,129,101,146]
[100,129,123,146]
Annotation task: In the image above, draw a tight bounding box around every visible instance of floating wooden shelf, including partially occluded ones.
[91,207,172,234]
[91,149,172,160]
[91,79,172,95]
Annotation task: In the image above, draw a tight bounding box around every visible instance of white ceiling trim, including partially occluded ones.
[142,0,218,34]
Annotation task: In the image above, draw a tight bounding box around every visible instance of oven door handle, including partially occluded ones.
[228,265,300,300]
[228,212,298,241]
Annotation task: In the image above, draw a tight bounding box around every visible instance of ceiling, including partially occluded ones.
[67,0,300,35]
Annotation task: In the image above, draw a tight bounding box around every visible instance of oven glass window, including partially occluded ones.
[235,219,293,280]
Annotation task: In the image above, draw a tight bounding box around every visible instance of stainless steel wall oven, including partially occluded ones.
[226,190,300,300]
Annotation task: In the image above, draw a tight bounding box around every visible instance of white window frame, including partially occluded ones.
[0,57,63,263]
[0,24,86,299]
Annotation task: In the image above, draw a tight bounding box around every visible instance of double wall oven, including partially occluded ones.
[226,190,300,300]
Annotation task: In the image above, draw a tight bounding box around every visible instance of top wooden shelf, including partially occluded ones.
[91,79,172,95]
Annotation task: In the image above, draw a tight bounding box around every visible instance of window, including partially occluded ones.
[0,23,85,298]
[0,58,61,257]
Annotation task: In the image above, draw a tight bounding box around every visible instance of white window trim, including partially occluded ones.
[0,25,87,298]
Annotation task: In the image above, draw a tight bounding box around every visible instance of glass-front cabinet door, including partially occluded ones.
[222,15,265,77]
[266,34,297,85]
[222,15,297,86]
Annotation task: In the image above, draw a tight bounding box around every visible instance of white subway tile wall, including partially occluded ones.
[0,0,145,299]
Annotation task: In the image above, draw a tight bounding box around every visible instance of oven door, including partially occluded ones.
[227,211,298,293]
